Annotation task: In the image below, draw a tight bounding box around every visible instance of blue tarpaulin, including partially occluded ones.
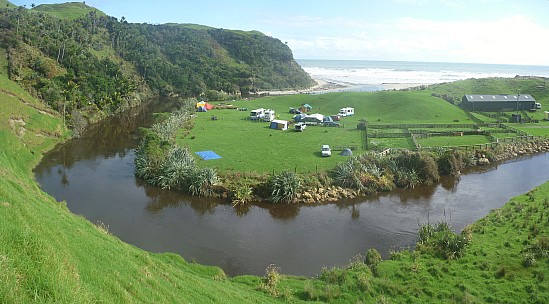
[195,151,222,160]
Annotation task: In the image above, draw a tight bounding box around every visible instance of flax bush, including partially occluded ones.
[417,221,469,260]
[269,171,301,203]
[188,167,219,196]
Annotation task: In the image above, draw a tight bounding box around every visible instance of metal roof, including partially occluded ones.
[463,94,536,102]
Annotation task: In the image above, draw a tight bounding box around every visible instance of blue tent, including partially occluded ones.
[197,106,207,112]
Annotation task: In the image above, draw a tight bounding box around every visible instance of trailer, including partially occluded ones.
[338,107,354,117]
[250,108,265,120]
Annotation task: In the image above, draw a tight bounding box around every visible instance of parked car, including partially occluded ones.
[321,145,332,157]
[322,121,340,127]
[295,122,306,132]
[289,107,301,114]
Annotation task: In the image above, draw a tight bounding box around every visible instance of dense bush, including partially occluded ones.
[365,249,382,267]
[269,171,301,203]
[436,150,465,176]
[188,168,219,197]
[417,221,469,260]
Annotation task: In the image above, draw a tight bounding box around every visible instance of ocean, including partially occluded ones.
[297,59,549,91]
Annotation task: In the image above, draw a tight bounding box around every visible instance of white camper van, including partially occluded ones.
[338,107,354,117]
[264,109,276,122]
[250,108,266,120]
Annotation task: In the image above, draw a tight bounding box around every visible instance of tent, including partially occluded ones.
[196,101,214,110]
[300,103,313,113]
[197,106,207,112]
[339,148,353,156]
[270,120,288,131]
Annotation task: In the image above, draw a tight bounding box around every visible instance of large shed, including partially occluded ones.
[461,94,536,111]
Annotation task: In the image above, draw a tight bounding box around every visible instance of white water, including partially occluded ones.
[298,59,549,86]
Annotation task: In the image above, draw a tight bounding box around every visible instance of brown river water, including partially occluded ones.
[34,98,549,277]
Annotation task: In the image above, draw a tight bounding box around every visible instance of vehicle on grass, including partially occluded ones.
[535,102,542,109]
[338,107,354,117]
[331,115,341,121]
[321,145,332,157]
[303,113,324,125]
[264,109,276,122]
[250,108,266,120]
[322,116,340,127]
[289,107,301,114]
[295,122,306,132]
[322,121,340,127]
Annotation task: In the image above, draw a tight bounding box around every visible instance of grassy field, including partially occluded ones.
[418,134,493,148]
[178,91,471,173]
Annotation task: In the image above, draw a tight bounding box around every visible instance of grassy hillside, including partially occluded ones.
[32,2,106,20]
[0,49,279,303]
[0,0,15,8]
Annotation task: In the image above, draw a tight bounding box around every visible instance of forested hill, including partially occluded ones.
[0,1,313,128]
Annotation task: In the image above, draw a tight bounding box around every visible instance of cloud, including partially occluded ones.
[284,14,549,65]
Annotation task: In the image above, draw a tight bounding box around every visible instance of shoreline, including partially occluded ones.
[254,79,431,96]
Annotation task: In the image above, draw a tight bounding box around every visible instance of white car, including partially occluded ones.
[321,145,331,157]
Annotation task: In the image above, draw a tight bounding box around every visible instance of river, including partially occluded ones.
[34,98,549,277]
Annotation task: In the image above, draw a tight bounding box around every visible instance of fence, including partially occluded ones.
[421,135,547,152]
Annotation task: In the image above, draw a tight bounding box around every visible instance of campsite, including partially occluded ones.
[178,78,549,173]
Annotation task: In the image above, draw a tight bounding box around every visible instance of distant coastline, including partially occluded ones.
[257,59,549,96]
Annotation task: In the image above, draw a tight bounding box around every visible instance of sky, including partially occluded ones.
[10,0,549,66]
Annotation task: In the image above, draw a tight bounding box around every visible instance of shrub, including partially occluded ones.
[437,150,463,176]
[417,221,469,260]
[260,264,281,296]
[269,171,301,203]
[231,182,253,206]
[392,152,439,183]
[331,157,363,190]
[365,248,382,267]
[188,167,219,196]
[155,147,196,190]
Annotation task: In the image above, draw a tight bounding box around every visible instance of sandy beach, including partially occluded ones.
[255,79,430,96]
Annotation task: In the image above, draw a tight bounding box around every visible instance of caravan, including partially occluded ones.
[250,108,266,120]
[264,109,276,122]
[338,107,354,117]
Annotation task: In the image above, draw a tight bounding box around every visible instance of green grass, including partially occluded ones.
[0,0,16,9]
[418,134,493,147]
[516,126,549,137]
[179,91,471,173]
[32,2,106,20]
